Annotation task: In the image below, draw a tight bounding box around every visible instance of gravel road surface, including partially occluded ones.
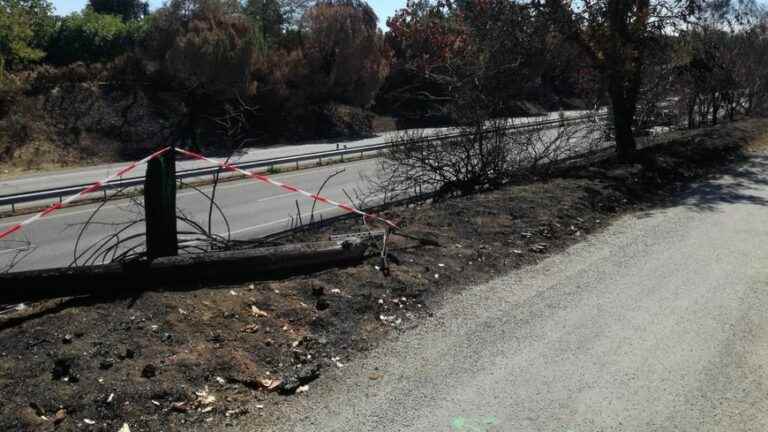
[263,155,768,432]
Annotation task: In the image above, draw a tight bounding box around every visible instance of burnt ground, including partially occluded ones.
[1,118,767,432]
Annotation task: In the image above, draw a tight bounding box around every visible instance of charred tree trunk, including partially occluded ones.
[608,73,638,162]
[144,148,178,260]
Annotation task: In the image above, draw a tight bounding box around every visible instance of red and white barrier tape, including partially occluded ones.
[0,147,171,241]
[175,148,398,229]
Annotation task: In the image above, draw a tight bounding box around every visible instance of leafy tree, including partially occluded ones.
[0,0,55,70]
[88,0,149,21]
[46,10,146,65]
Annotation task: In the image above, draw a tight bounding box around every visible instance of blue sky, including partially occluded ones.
[51,0,404,28]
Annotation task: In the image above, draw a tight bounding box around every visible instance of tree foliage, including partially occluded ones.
[141,0,261,147]
[298,0,390,107]
[0,0,55,70]
[88,0,149,21]
[47,10,146,65]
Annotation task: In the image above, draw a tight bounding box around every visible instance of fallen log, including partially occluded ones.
[0,240,367,304]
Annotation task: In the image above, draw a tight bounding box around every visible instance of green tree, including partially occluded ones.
[88,0,149,21]
[47,10,146,65]
[0,0,55,70]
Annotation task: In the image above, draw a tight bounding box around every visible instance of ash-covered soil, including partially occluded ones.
[1,118,766,432]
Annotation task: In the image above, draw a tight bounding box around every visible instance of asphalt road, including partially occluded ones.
[264,155,768,432]
[0,115,605,272]
[0,111,592,199]
[0,159,380,271]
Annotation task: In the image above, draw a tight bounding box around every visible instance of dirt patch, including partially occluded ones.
[1,118,767,431]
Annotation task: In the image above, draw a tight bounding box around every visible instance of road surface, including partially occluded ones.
[0,114,606,272]
[0,111,593,199]
[0,159,383,271]
[263,155,768,431]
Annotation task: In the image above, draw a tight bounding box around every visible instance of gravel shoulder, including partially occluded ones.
[264,152,768,432]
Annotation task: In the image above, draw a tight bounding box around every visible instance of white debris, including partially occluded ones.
[215,376,226,385]
[295,385,310,394]
[83,419,96,425]
[118,423,131,432]
[107,393,115,403]
[251,305,269,317]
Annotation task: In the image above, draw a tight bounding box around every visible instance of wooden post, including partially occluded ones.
[144,147,178,260]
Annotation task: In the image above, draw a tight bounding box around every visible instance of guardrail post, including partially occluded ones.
[144,147,178,260]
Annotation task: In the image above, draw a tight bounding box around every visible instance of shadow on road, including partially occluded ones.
[672,155,768,211]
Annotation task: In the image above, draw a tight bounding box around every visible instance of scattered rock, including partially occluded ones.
[52,408,67,425]
[171,402,190,413]
[241,324,260,334]
[161,333,174,343]
[278,363,321,395]
[99,359,114,370]
[257,378,282,391]
[225,407,248,417]
[251,306,269,317]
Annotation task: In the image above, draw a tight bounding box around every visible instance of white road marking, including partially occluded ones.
[0,159,376,228]
[0,246,34,255]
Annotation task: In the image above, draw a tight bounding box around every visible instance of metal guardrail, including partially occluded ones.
[0,114,607,211]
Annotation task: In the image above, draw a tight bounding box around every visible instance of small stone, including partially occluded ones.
[52,409,67,425]
[62,334,73,344]
[278,363,321,395]
[99,359,114,370]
